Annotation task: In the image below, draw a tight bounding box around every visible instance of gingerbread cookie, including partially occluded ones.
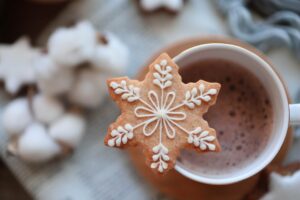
[105,53,221,173]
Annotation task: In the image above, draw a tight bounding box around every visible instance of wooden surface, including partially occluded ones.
[0,0,68,199]
[0,0,68,43]
[0,160,31,200]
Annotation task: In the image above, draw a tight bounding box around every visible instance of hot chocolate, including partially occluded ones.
[178,59,273,176]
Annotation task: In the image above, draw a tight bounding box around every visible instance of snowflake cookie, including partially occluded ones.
[105,53,221,173]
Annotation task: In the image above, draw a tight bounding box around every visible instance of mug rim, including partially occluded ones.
[173,43,289,185]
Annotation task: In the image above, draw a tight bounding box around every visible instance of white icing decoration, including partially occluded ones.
[134,90,186,139]
[153,59,173,89]
[183,84,217,109]
[110,80,140,102]
[108,124,134,147]
[110,59,218,172]
[260,171,300,200]
[187,127,216,151]
[151,143,169,173]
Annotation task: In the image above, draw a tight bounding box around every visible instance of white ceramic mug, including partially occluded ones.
[173,43,300,185]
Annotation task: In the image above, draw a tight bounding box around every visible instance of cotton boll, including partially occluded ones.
[49,113,86,148]
[92,33,129,74]
[35,54,59,79]
[68,68,107,108]
[32,94,64,124]
[2,98,32,136]
[35,56,74,96]
[18,123,60,163]
[48,21,97,68]
[0,37,41,94]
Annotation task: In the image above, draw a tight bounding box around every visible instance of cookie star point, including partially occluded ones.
[105,53,221,173]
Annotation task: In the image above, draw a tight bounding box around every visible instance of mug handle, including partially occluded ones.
[289,104,300,125]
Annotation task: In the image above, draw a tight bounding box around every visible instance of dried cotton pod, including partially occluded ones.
[18,123,61,163]
[0,37,41,94]
[2,98,32,136]
[48,21,97,68]
[35,55,74,96]
[32,94,64,124]
[92,33,129,74]
[68,68,107,108]
[3,93,87,163]
[49,113,86,148]
[35,54,59,79]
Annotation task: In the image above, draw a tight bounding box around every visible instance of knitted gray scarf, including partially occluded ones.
[217,0,300,59]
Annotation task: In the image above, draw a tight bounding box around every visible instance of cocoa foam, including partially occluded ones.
[178,59,273,176]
